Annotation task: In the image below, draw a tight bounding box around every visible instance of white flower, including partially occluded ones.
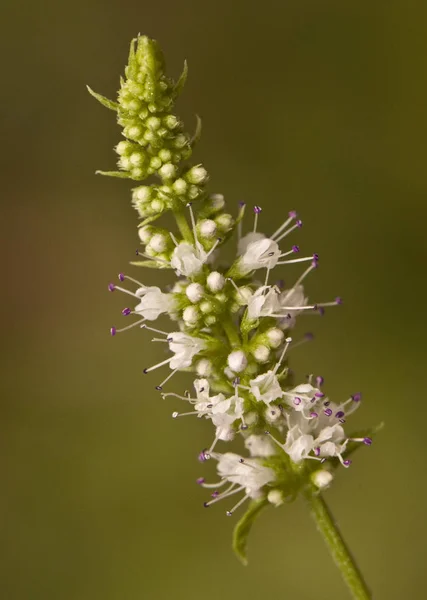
[216,453,275,498]
[170,242,208,277]
[249,371,283,404]
[168,333,206,369]
[282,383,319,413]
[239,237,281,273]
[247,286,281,320]
[237,232,266,255]
[206,271,225,292]
[312,470,334,490]
[245,434,276,457]
[134,286,173,320]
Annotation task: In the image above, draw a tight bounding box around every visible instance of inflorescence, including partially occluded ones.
[91,35,373,522]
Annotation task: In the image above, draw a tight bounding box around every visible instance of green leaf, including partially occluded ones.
[86,86,118,111]
[190,114,202,148]
[137,214,162,227]
[95,170,131,179]
[130,260,172,269]
[232,498,269,566]
[173,60,188,98]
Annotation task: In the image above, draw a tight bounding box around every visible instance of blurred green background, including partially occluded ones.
[1,0,426,598]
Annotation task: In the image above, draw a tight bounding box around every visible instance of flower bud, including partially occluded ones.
[138,226,153,244]
[115,140,132,156]
[252,345,270,363]
[312,470,334,490]
[268,489,284,506]
[172,178,188,195]
[183,305,199,326]
[158,163,176,180]
[186,283,204,303]
[198,219,217,239]
[266,328,285,349]
[227,350,247,373]
[216,213,233,231]
[207,271,225,292]
[185,165,208,185]
[148,233,167,253]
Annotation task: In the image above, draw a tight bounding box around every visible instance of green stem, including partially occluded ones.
[222,318,241,348]
[304,488,371,600]
[172,208,193,243]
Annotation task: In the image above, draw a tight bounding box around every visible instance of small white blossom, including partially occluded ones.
[249,371,283,404]
[247,286,281,320]
[245,434,276,457]
[170,242,208,277]
[168,333,206,369]
[186,282,204,303]
[134,286,173,320]
[216,453,275,499]
[312,469,334,490]
[206,271,225,292]
[239,237,281,273]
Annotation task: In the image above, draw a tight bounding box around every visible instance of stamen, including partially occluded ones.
[282,262,318,303]
[253,205,262,233]
[110,319,145,335]
[205,238,221,259]
[143,357,173,373]
[274,219,303,244]
[186,203,199,246]
[204,485,244,508]
[140,324,170,336]
[270,211,297,241]
[119,273,145,287]
[226,493,250,516]
[155,367,180,390]
[277,253,318,265]
[122,308,131,316]
[169,232,179,247]
[273,337,292,374]
[226,277,248,301]
[172,410,199,418]
[279,245,300,259]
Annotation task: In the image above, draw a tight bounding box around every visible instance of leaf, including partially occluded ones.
[190,114,202,148]
[137,214,162,227]
[232,498,269,566]
[86,86,118,111]
[173,60,188,98]
[95,170,132,179]
[130,260,172,269]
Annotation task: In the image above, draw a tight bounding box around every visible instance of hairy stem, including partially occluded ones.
[173,208,193,243]
[304,487,371,600]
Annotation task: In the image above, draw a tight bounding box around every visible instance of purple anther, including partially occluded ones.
[312,259,319,269]
[135,249,140,256]
[343,459,352,467]
[143,368,148,374]
[288,210,297,219]
[296,219,303,228]
[233,377,241,386]
[239,458,245,463]
[312,253,319,261]
[339,418,346,424]
[315,392,325,398]
[318,307,325,316]
[110,327,116,336]
[241,424,248,430]
[324,408,333,417]
[335,296,343,305]
[324,401,330,407]
[352,393,362,402]
[198,450,208,462]
[253,205,262,214]
[226,511,233,517]
[292,245,300,253]
[314,447,321,457]
[316,376,324,386]
[211,491,219,498]
[118,273,125,282]
[320,458,327,464]
[310,412,318,418]
[196,477,205,485]
[335,411,345,419]
[122,308,131,316]
[294,397,302,406]
[203,502,210,508]
[155,385,163,391]
[363,437,372,446]
[238,201,246,207]
[108,283,115,292]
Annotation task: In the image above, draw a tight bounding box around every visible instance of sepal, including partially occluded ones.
[87,86,119,111]
[232,497,269,566]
